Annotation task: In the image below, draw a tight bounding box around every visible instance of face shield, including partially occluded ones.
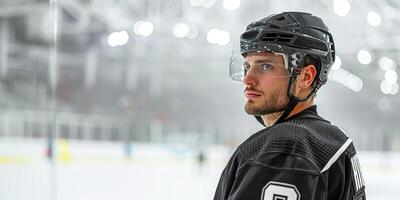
[229,45,293,83]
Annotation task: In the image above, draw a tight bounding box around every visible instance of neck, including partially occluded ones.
[262,98,314,127]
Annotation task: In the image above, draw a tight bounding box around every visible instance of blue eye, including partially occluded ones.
[260,63,272,71]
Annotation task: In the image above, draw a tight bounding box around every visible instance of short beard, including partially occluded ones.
[245,91,288,116]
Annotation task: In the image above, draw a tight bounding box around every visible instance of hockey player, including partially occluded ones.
[214,12,366,200]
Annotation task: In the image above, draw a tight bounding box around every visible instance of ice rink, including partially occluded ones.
[0,138,399,200]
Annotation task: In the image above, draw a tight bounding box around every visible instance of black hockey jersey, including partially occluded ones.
[214,105,366,200]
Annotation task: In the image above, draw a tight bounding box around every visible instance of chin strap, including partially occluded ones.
[274,96,299,124]
[255,75,299,127]
[254,97,298,127]
[255,71,307,127]
[255,115,265,126]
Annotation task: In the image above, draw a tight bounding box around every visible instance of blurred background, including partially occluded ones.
[0,0,399,199]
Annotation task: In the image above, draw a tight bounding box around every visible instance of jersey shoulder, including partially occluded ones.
[238,117,352,172]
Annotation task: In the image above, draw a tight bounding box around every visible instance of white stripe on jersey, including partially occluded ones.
[351,156,360,190]
[351,155,365,191]
[320,138,352,173]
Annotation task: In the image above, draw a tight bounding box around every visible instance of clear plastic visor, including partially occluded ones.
[229,46,292,82]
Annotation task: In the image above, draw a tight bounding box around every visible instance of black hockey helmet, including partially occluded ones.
[231,12,335,126]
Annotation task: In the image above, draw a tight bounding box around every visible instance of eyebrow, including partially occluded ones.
[254,59,274,63]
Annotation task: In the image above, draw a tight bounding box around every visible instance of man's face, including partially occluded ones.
[243,51,291,116]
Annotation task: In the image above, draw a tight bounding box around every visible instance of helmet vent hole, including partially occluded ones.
[265,33,278,37]
[242,30,259,40]
[275,16,285,21]
[270,24,280,29]
[260,33,293,42]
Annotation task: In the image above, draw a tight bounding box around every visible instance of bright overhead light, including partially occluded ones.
[207,28,230,46]
[207,29,219,44]
[380,80,399,95]
[218,30,230,45]
[384,69,398,84]
[173,23,190,38]
[381,80,391,94]
[353,78,364,92]
[139,21,154,36]
[367,11,382,27]
[379,56,396,71]
[133,20,154,37]
[223,0,240,10]
[107,31,129,47]
[331,55,342,70]
[133,21,143,35]
[357,49,372,65]
[328,68,363,92]
[333,0,351,16]
[390,82,399,95]
[347,76,363,92]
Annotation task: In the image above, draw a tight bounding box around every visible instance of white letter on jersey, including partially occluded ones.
[261,181,300,200]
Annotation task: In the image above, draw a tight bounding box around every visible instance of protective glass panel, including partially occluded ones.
[229,45,291,82]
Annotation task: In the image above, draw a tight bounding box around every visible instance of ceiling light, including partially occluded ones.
[367,11,382,27]
[333,0,351,16]
[357,50,372,65]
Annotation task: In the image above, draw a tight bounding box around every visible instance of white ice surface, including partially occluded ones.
[0,138,399,200]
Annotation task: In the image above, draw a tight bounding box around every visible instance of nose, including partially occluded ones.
[243,71,258,86]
